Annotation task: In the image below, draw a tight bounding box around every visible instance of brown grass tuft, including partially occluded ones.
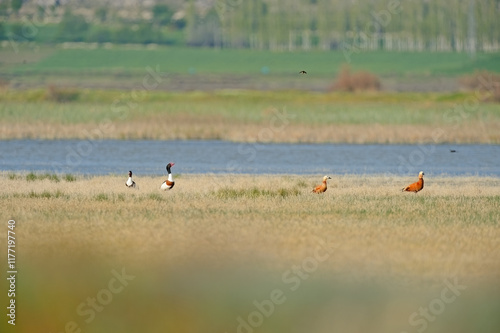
[45,84,80,102]
[330,65,381,92]
[459,70,500,102]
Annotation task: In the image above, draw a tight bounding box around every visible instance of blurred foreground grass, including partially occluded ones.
[1,173,499,333]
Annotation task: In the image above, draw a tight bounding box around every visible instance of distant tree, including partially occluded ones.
[87,26,112,43]
[95,7,108,23]
[152,3,173,26]
[0,1,9,18]
[0,22,5,40]
[11,0,23,14]
[135,23,164,44]
[112,26,133,44]
[56,10,90,42]
[36,5,46,21]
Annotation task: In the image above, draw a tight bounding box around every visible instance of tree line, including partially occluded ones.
[187,0,500,53]
[1,0,499,52]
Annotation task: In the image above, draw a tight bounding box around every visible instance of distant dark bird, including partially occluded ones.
[450,149,456,153]
[402,171,424,193]
[125,171,136,188]
[160,162,175,190]
[312,175,331,193]
[299,70,307,74]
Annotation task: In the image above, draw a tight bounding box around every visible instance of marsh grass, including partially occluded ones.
[23,171,77,182]
[1,173,499,333]
[7,173,19,180]
[26,171,60,182]
[214,186,301,199]
[63,173,77,182]
[1,90,499,142]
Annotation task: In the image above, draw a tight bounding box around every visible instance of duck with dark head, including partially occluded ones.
[125,171,136,188]
[160,162,175,190]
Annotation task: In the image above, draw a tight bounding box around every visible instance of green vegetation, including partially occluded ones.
[63,173,77,182]
[26,172,60,182]
[215,186,301,199]
[27,189,66,199]
[0,89,499,143]
[3,46,500,77]
[21,172,77,183]
[94,193,109,201]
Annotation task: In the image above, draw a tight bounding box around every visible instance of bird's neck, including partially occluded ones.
[167,174,173,182]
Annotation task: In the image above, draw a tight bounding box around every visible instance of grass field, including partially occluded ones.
[2,46,500,76]
[1,45,500,90]
[1,89,499,143]
[1,173,499,333]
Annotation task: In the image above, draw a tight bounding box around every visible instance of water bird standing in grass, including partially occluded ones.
[312,176,331,193]
[125,171,136,188]
[160,162,175,190]
[402,171,424,193]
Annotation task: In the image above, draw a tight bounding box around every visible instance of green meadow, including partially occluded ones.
[2,45,500,93]
[2,46,500,76]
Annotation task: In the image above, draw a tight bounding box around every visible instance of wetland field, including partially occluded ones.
[1,173,499,333]
[1,46,500,333]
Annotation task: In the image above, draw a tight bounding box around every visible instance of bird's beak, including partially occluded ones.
[170,162,175,166]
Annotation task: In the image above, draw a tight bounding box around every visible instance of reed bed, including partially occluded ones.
[1,91,500,143]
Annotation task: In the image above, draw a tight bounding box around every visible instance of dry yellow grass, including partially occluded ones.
[1,173,499,333]
[2,173,499,283]
[1,119,499,143]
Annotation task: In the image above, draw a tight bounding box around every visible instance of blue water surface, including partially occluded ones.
[0,140,499,176]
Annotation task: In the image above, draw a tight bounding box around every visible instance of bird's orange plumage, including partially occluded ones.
[402,171,424,193]
[312,176,331,193]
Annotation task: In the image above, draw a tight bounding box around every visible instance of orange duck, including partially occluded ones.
[402,171,424,193]
[312,175,331,193]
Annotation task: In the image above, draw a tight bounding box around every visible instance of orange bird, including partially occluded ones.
[312,175,331,193]
[402,171,424,193]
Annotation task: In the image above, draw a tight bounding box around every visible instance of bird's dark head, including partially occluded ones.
[166,162,175,172]
[128,171,132,177]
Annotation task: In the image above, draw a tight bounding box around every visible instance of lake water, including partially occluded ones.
[1,140,499,177]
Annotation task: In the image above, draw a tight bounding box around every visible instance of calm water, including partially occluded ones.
[1,140,499,176]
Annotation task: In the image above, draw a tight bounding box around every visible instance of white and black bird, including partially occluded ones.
[160,162,175,190]
[125,171,136,188]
